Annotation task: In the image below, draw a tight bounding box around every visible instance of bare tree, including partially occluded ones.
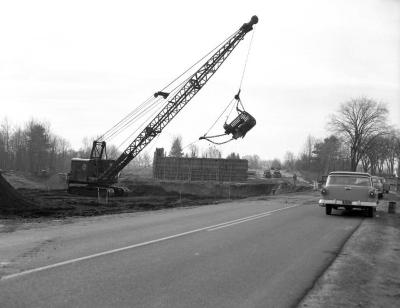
[328,97,388,171]
[188,144,199,158]
[283,151,295,171]
[142,152,151,167]
[396,132,400,177]
[106,144,120,160]
[242,155,262,169]
[0,118,76,174]
[79,136,95,158]
[0,118,12,170]
[202,145,222,159]
[10,127,26,171]
[383,130,400,175]
[303,135,317,169]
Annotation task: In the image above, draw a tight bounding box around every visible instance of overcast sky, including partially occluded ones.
[1,0,399,160]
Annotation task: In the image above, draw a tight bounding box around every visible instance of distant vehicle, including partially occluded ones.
[264,170,272,178]
[379,177,390,194]
[319,171,378,217]
[371,176,383,199]
[272,170,282,178]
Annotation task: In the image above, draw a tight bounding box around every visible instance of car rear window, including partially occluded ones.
[327,175,371,186]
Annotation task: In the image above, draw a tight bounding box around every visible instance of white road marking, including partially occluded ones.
[207,213,271,231]
[1,204,302,281]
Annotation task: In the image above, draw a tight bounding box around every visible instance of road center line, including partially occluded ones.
[1,204,301,281]
[207,213,271,231]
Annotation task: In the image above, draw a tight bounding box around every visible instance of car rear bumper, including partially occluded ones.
[319,199,377,207]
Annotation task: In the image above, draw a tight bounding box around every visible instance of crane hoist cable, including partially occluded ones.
[80,16,260,185]
[105,97,166,144]
[98,94,154,142]
[96,30,238,145]
[238,29,255,90]
[117,99,168,149]
[158,30,238,93]
[199,29,257,145]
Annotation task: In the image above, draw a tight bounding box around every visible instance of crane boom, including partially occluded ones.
[99,16,258,182]
[68,16,258,190]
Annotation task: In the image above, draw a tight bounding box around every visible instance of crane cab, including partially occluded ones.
[67,158,117,187]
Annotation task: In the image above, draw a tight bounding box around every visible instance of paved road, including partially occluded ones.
[0,193,363,307]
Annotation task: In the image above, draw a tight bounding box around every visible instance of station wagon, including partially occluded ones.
[319,171,378,217]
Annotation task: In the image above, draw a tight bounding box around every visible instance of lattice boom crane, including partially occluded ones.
[67,16,258,192]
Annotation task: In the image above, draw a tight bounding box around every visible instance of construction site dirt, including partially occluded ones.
[0,170,310,218]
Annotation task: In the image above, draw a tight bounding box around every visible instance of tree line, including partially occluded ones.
[0,119,74,175]
[2,97,398,178]
[283,97,400,178]
[0,118,158,175]
[168,98,399,177]
[168,135,283,170]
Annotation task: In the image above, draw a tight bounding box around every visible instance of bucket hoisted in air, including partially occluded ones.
[223,110,256,139]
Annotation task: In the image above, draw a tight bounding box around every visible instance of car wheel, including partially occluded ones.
[325,205,332,215]
[367,207,374,218]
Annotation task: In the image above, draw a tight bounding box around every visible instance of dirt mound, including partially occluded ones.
[0,172,37,212]
[3,171,67,190]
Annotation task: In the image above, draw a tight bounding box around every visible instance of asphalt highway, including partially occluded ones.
[0,193,363,307]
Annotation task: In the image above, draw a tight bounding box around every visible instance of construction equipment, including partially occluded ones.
[199,91,256,144]
[67,16,258,194]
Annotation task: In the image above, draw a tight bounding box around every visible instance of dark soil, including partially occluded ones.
[0,186,220,218]
[1,171,311,218]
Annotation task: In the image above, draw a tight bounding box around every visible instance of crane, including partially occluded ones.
[67,16,258,194]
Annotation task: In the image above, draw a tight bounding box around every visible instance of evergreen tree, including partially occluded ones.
[169,136,183,157]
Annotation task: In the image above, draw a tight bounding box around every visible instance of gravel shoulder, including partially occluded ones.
[299,192,400,308]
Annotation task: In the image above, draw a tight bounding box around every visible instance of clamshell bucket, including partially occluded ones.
[223,111,256,139]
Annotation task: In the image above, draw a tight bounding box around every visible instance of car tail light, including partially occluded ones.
[321,188,328,195]
[369,190,375,198]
